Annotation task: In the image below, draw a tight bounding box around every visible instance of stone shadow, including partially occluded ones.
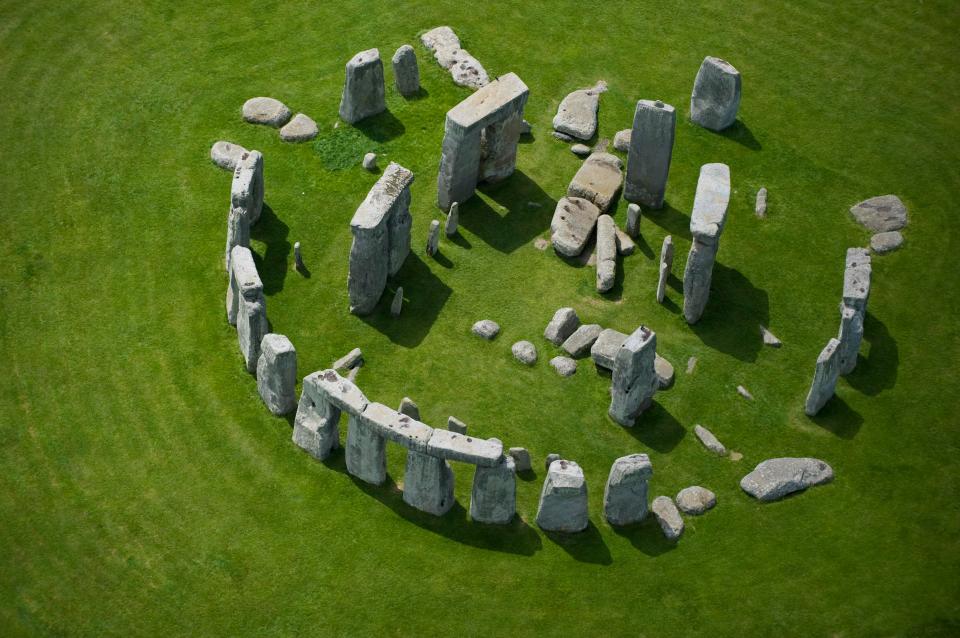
[718,120,761,151]
[611,517,677,556]
[688,262,769,363]
[844,312,898,396]
[462,171,555,254]
[250,204,291,296]
[542,522,612,565]
[622,402,685,453]
[354,110,405,142]
[643,202,692,242]
[809,395,863,440]
[632,232,655,260]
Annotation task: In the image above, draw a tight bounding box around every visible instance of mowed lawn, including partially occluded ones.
[1,0,959,636]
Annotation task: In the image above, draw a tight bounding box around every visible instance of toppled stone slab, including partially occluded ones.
[760,325,782,347]
[552,81,606,140]
[536,459,588,532]
[740,457,834,502]
[676,486,716,515]
[257,334,297,416]
[509,447,532,472]
[471,455,516,524]
[551,197,600,257]
[694,424,727,456]
[359,402,434,453]
[426,429,503,467]
[624,99,676,209]
[550,356,577,377]
[609,326,658,426]
[850,195,907,233]
[651,495,684,540]
[472,319,500,340]
[332,347,364,371]
[683,163,731,324]
[568,153,623,213]
[596,214,617,292]
[603,453,653,526]
[654,354,674,389]
[690,57,741,131]
[243,97,292,127]
[871,231,903,254]
[229,246,268,373]
[339,48,386,124]
[392,44,420,96]
[512,340,537,365]
[544,307,581,345]
[613,128,631,152]
[447,416,467,435]
[804,337,841,416]
[404,450,455,515]
[562,323,603,358]
[363,152,377,171]
[280,113,318,142]
[210,141,248,171]
[591,328,627,370]
[420,26,489,89]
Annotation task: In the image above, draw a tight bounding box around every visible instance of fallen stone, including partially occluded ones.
[804,338,841,416]
[445,201,459,237]
[509,447,532,472]
[615,228,635,255]
[536,459,589,533]
[740,457,834,502]
[512,340,538,365]
[571,143,590,157]
[550,197,601,257]
[755,187,768,217]
[544,307,581,345]
[445,51,487,89]
[655,354,674,389]
[552,81,606,140]
[562,323,603,358]
[568,153,624,213]
[362,152,377,171]
[595,214,617,292]
[686,356,697,374]
[339,48,386,124]
[279,113,318,142]
[404,450,455,515]
[694,424,727,456]
[591,328,627,370]
[332,348,363,371]
[426,429,503,467]
[398,397,420,420]
[472,319,500,340]
[683,163,731,324]
[210,140,248,171]
[689,57,741,131]
[544,453,561,471]
[447,416,467,435]
[603,453,653,526]
[613,128,631,152]
[651,495,684,541]
[471,455,516,524]
[390,286,403,316]
[760,325,782,347]
[420,26,489,89]
[549,356,577,377]
[624,99,675,209]
[242,97,292,127]
[425,219,441,256]
[850,195,907,233]
[392,44,420,97]
[871,230,903,254]
[737,385,754,401]
[609,326,658,426]
[675,486,716,515]
[257,334,298,416]
[626,203,641,237]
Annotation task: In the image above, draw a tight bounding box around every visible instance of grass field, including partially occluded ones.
[2,1,959,636]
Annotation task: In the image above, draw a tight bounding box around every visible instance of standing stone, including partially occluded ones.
[392,44,420,97]
[805,338,842,416]
[398,397,420,420]
[292,369,368,462]
[535,460,589,533]
[838,248,871,375]
[694,424,727,456]
[590,328,628,370]
[332,348,364,372]
[362,152,378,171]
[403,450,455,516]
[390,286,404,317]
[256,334,297,416]
[683,163,731,324]
[420,26,489,89]
[562,323,603,358]
[567,153,624,213]
[232,150,264,227]
[675,486,716,515]
[596,214,617,292]
[550,197,601,257]
[651,496,684,541]
[294,241,304,271]
[544,453,561,471]
[210,140,248,171]
[544,307,581,346]
[426,220,441,256]
[740,457,834,501]
[615,228,635,255]
[447,416,467,434]
[609,325,658,427]
[656,235,674,303]
[339,48,386,124]
[849,195,908,232]
[471,455,517,524]
[626,203,641,237]
[655,354,675,389]
[346,412,387,485]
[690,57,741,131]
[755,187,768,217]
[603,454,653,526]
[224,205,250,271]
[228,246,268,373]
[445,201,459,237]
[242,97,292,127]
[552,81,606,140]
[624,99,676,209]
[508,447,532,472]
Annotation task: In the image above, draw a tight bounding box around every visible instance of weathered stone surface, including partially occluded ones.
[362,152,377,171]
[347,367,360,383]
[613,128,631,152]
[568,153,623,213]
[536,460,588,532]
[420,26,489,89]
[426,429,503,467]
[224,206,246,271]
[292,388,341,461]
[571,143,590,157]
[850,195,907,232]
[591,328,627,370]
[687,356,698,374]
[737,385,754,401]
[544,307,580,345]
[445,201,459,237]
[544,453,561,471]
[550,197,601,257]
[392,44,420,96]
[656,235,674,303]
[231,150,264,228]
[562,323,603,358]
[256,334,297,415]
[626,203,641,237]
[404,450,455,515]
[552,81,606,140]
[346,412,386,485]
[683,163,731,324]
[871,230,903,254]
[755,187,768,217]
[609,326,658,426]
[509,447,532,472]
[596,214,617,292]
[694,424,727,456]
[690,57,741,131]
[843,247,872,313]
[615,228,635,255]
[651,495,684,540]
[339,48,386,124]
[226,244,261,325]
[211,140,248,171]
[512,340,537,365]
[676,486,716,515]
[332,347,363,371]
[308,369,369,415]
[359,402,434,453]
[603,453,653,526]
[624,99,675,209]
[398,397,420,420]
[760,324,782,347]
[552,131,574,142]
[279,113,318,142]
[447,416,467,435]
[229,246,268,373]
[740,457,834,501]
[242,97,292,127]
[426,219,441,256]
[804,338,841,416]
[471,455,516,524]
[390,286,403,316]
[837,304,863,376]
[655,354,674,389]
[472,319,500,340]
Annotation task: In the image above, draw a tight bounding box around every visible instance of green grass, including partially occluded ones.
[2,0,959,636]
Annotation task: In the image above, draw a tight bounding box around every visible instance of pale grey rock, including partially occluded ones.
[390,286,403,317]
[536,460,589,532]
[520,119,532,135]
[362,152,377,171]
[651,495,684,540]
[420,26,489,89]
[568,153,623,213]
[624,99,676,209]
[229,246,268,373]
[508,447,532,472]
[689,56,741,131]
[403,450,455,515]
[279,113,318,142]
[426,429,503,467]
[472,319,500,340]
[843,248,872,314]
[654,354,674,389]
[242,97,292,127]
[596,214,617,292]
[332,347,363,371]
[686,356,698,374]
[609,326,658,426]
[544,307,581,346]
[615,228,635,255]
[551,197,601,257]
[591,328,627,370]
[562,323,603,358]
[231,150,264,228]
[549,356,577,377]
[339,48,386,123]
[346,412,387,485]
[837,304,863,376]
[755,187,768,217]
[759,324,782,347]
[358,402,433,452]
[225,240,257,326]
[392,44,420,96]
[552,131,575,142]
[613,128,631,152]
[450,51,488,89]
[804,338,841,416]
[850,195,907,232]
[740,457,834,501]
[256,334,297,415]
[210,140,248,171]
[426,219,441,256]
[552,81,606,140]
[683,163,731,324]
[694,424,727,456]
[544,453,561,471]
[603,453,653,526]
[447,416,467,435]
[871,230,903,254]
[512,340,538,365]
[294,241,304,271]
[626,203,641,237]
[676,486,716,515]
[292,388,341,461]
[445,201,459,237]
[737,385,754,401]
[571,143,590,157]
[398,397,420,420]
[471,455,516,524]
[656,235,674,303]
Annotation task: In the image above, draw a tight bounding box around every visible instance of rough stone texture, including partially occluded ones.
[804,338,841,416]
[603,453,653,526]
[294,241,304,271]
[596,214,617,292]
[562,323,603,358]
[210,141,248,171]
[760,324,782,347]
[552,81,606,140]
[740,457,834,502]
[332,348,363,371]
[445,201,459,237]
[837,304,863,376]
[471,455,516,524]
[339,48,386,124]
[843,247,872,314]
[609,326,658,427]
[676,486,716,515]
[544,307,581,345]
[242,97,292,127]
[348,162,414,315]
[436,73,529,209]
[509,447,532,472]
[512,340,538,365]
[613,128,631,152]
[651,495,684,541]
[256,334,297,416]
[231,150,264,232]
[591,328,627,370]
[403,450,455,515]
[694,424,727,456]
[279,113,318,142]
[292,389,341,461]
[626,203,641,237]
[536,460,589,532]
[346,413,387,485]
[550,197,601,257]
[224,207,247,270]
[363,152,377,171]
[308,369,369,416]
[550,356,577,377]
[390,286,403,316]
[615,228,635,255]
[850,195,908,232]
[426,429,503,467]
[447,416,467,435]
[420,26,489,89]
[228,246,268,373]
[544,453,561,471]
[624,99,676,209]
[426,219,441,256]
[690,57,741,131]
[568,153,623,213]
[359,402,434,452]
[683,163,731,324]
[398,397,420,420]
[737,385,754,400]
[871,230,903,254]
[656,235,674,303]
[655,354,675,389]
[571,143,590,157]
[392,44,420,96]
[472,319,500,340]
[755,187,768,217]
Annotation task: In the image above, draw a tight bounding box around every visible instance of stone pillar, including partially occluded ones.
[690,56,741,131]
[426,220,441,256]
[339,48,386,124]
[656,235,674,303]
[470,453,516,524]
[535,459,588,533]
[392,44,420,97]
[256,334,297,415]
[804,338,842,416]
[444,202,459,237]
[479,108,524,183]
[231,150,264,226]
[603,454,653,525]
[609,325,658,427]
[437,122,483,211]
[682,163,730,324]
[346,412,387,485]
[625,203,641,237]
[292,392,341,461]
[293,241,304,270]
[596,214,617,293]
[228,246,267,372]
[624,99,676,209]
[403,450,455,516]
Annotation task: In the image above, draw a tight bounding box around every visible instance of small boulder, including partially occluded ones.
[550,197,601,257]
[871,230,904,254]
[693,424,727,456]
[472,319,500,340]
[571,143,591,157]
[544,307,581,346]
[242,97,292,127]
[210,140,248,171]
[755,187,768,217]
[509,447,532,472]
[562,323,603,358]
[590,328,627,370]
[549,356,577,377]
[740,457,834,502]
[362,152,378,171]
[447,416,467,434]
[850,195,907,232]
[512,340,538,365]
[613,128,631,152]
[675,486,716,515]
[544,453,561,471]
[651,496,684,541]
[279,113,319,142]
[552,81,606,140]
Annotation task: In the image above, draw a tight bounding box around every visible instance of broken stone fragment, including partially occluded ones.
[444,201,459,237]
[694,424,727,456]
[552,81,606,140]
[242,96,292,127]
[737,385,754,401]
[675,486,716,515]
[279,113,318,142]
[549,356,577,377]
[544,453,561,471]
[568,152,623,213]
[362,152,377,171]
[870,230,903,254]
[550,197,601,257]
[390,286,403,316]
[595,214,617,292]
[615,228,635,255]
[426,220,441,256]
[590,328,627,370]
[755,187,768,217]
[398,397,420,420]
[654,354,674,389]
[447,416,467,435]
[508,447,532,472]
[613,128,631,152]
[849,195,907,233]
[210,140,248,171]
[760,324,782,347]
[420,26,489,89]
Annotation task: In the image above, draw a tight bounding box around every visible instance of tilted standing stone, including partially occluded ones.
[838,248,871,375]
[656,235,674,304]
[690,56,741,132]
[544,307,581,346]
[426,220,441,256]
[609,325,658,427]
[683,163,731,324]
[447,416,467,434]
[595,214,617,293]
[625,203,641,237]
[651,496,684,540]
[624,99,676,209]
[404,450,455,516]
[292,369,368,461]
[603,453,653,526]
[392,44,420,97]
[535,459,588,533]
[445,201,459,237]
[837,304,863,375]
[804,337,842,416]
[232,150,264,225]
[390,286,404,317]
[227,246,268,373]
[347,162,415,315]
[339,48,386,124]
[256,334,297,416]
[471,454,516,524]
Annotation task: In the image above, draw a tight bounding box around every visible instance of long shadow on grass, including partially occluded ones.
[250,204,291,295]
[718,120,762,151]
[844,312,898,396]
[809,394,863,439]
[688,262,769,363]
[353,110,405,142]
[643,202,692,242]
[461,171,555,254]
[611,517,677,556]
[622,402,685,453]
[542,522,612,565]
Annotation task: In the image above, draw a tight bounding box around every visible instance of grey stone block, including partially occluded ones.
[603,453,653,526]
[837,304,863,376]
[536,460,589,533]
[231,149,264,226]
[472,319,500,340]
[447,416,467,435]
[544,307,581,345]
[346,412,386,485]
[359,402,433,453]
[676,486,716,515]
[210,140,248,171]
[694,424,727,456]
[690,57,741,131]
[562,324,603,358]
[683,163,730,324]
[624,99,675,209]
[339,48,386,124]
[242,97,292,127]
[426,429,503,467]
[552,81,606,140]
[392,44,420,97]
[279,113,318,142]
[804,338,841,416]
[740,458,833,501]
[871,231,903,254]
[292,389,341,461]
[398,397,420,420]
[609,326,658,426]
[470,455,516,524]
[549,356,577,377]
[229,246,267,373]
[590,328,627,370]
[512,340,537,365]
[508,447,532,472]
[850,195,907,232]
[596,214,617,292]
[651,496,684,540]
[568,153,623,213]
[403,450,455,515]
[256,334,297,416]
[420,26,489,89]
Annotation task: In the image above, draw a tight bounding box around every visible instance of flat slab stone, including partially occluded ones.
[675,486,716,515]
[426,429,503,467]
[210,140,248,171]
[562,323,603,358]
[512,340,537,365]
[651,495,684,540]
[871,230,904,254]
[551,197,601,257]
[654,354,675,389]
[571,143,590,157]
[740,457,834,502]
[544,307,581,345]
[552,81,606,140]
[243,96,292,127]
[339,48,386,124]
[591,328,627,369]
[550,356,577,377]
[358,402,433,453]
[567,152,623,213]
[472,319,500,340]
[850,195,907,232]
[694,424,727,456]
[279,113,318,142]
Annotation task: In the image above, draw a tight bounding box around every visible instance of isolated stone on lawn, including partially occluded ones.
[562,323,603,358]
[279,113,318,142]
[256,334,297,416]
[210,141,248,171]
[471,455,516,524]
[689,57,741,131]
[243,97,292,127]
[553,81,606,140]
[760,324,782,347]
[536,459,589,533]
[871,231,903,254]
[362,152,377,171]
[339,48,386,124]
[551,197,601,257]
[849,195,908,233]
[420,26,489,89]
[694,424,727,456]
[392,44,420,96]
[595,215,617,293]
[512,340,537,365]
[737,385,754,401]
[740,457,834,502]
[755,187,768,217]
[550,356,577,377]
[676,486,716,515]
[472,319,500,340]
[544,307,581,345]
[603,453,653,526]
[568,152,623,213]
[651,495,684,541]
[571,143,590,157]
[590,328,627,370]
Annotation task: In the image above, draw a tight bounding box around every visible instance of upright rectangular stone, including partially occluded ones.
[804,338,842,416]
[683,163,731,324]
[339,48,386,124]
[403,450,455,516]
[426,429,503,467]
[229,246,267,372]
[609,326,658,427]
[470,454,516,524]
[624,100,676,209]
